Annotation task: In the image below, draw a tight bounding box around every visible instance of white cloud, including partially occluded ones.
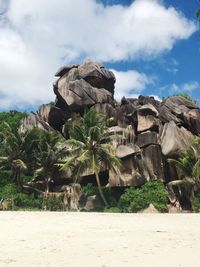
[112,69,154,100]
[182,81,199,92]
[159,81,200,95]
[0,0,197,109]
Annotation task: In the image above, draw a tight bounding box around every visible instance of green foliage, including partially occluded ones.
[0,170,12,186]
[14,193,42,209]
[43,197,63,211]
[62,109,121,206]
[192,194,200,212]
[33,131,67,192]
[0,111,26,132]
[0,183,18,199]
[0,181,42,210]
[168,138,200,181]
[118,180,168,213]
[82,183,99,197]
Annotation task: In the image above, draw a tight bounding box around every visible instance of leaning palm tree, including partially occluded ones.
[60,109,121,207]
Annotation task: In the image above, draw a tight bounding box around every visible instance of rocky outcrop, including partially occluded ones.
[20,60,200,189]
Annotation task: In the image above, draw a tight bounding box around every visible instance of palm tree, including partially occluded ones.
[33,131,68,192]
[60,109,121,207]
[167,138,200,207]
[0,123,39,188]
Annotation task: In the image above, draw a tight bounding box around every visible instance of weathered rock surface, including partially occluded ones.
[136,131,158,148]
[142,145,164,180]
[56,79,112,111]
[160,121,193,156]
[184,109,200,136]
[19,113,55,133]
[116,144,140,158]
[139,203,159,213]
[137,115,160,133]
[55,61,115,113]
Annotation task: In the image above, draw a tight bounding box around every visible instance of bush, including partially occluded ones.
[0,182,42,210]
[192,194,200,212]
[14,193,42,210]
[0,171,12,186]
[118,180,168,213]
[0,183,18,198]
[42,197,63,211]
[82,183,99,197]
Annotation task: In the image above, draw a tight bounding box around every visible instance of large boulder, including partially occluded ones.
[19,113,54,133]
[54,61,116,113]
[164,96,197,111]
[137,104,160,133]
[110,144,149,187]
[158,104,182,124]
[37,104,52,123]
[115,144,140,158]
[56,79,112,111]
[137,103,159,117]
[92,103,117,126]
[183,109,200,136]
[142,145,164,180]
[138,95,160,108]
[136,131,158,148]
[77,61,116,94]
[137,115,160,133]
[160,121,193,156]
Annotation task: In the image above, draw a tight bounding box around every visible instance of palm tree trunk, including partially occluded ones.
[46,178,50,193]
[95,172,109,207]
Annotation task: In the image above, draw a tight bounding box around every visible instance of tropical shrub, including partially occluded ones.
[82,183,99,197]
[118,180,168,213]
[14,193,42,210]
[42,197,63,211]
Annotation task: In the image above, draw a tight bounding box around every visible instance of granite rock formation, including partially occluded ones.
[20,61,200,191]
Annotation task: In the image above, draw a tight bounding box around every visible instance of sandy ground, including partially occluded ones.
[0,212,200,267]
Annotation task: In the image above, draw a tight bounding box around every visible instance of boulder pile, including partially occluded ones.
[20,61,200,188]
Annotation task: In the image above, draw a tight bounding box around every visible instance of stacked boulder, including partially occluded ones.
[20,61,200,188]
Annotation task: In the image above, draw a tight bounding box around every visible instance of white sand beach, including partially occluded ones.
[0,212,200,267]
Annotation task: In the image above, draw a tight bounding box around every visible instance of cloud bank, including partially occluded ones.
[0,0,197,109]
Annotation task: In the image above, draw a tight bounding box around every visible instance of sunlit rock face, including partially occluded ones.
[20,61,200,188]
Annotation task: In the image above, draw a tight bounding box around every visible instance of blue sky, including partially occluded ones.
[103,0,200,103]
[0,0,199,111]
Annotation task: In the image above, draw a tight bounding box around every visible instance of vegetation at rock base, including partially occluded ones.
[1,97,200,212]
[117,180,168,213]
